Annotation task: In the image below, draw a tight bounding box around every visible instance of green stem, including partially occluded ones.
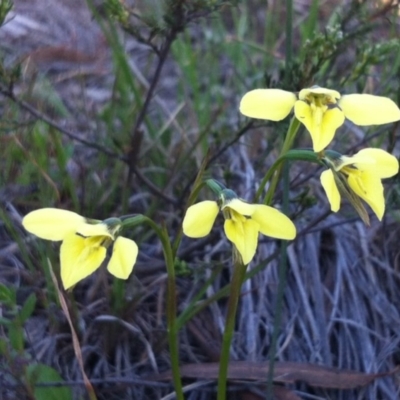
[254,157,284,203]
[266,162,290,398]
[217,254,247,400]
[111,278,124,314]
[162,225,184,400]
[140,217,184,400]
[254,147,320,203]
[263,116,300,205]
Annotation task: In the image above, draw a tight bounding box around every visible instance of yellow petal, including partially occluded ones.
[317,107,345,152]
[299,86,340,101]
[182,201,219,238]
[224,218,259,265]
[347,172,385,220]
[22,208,85,241]
[76,222,114,239]
[336,154,375,171]
[251,205,296,240]
[294,100,313,129]
[223,198,255,216]
[353,148,399,178]
[107,237,138,279]
[295,101,345,151]
[60,234,106,289]
[239,89,296,121]
[320,170,341,212]
[339,94,400,125]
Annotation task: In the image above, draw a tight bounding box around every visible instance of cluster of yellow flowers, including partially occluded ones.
[239,86,400,219]
[22,85,400,290]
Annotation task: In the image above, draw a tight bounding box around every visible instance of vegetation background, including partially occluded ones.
[0,0,400,399]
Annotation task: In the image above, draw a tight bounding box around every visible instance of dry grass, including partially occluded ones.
[1,0,400,399]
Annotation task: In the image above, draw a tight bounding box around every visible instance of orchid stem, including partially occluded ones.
[217,254,247,400]
[141,217,184,400]
[263,116,300,205]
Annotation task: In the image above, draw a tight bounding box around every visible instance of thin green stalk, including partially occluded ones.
[266,162,290,399]
[161,224,184,400]
[111,278,125,314]
[125,216,184,400]
[217,253,247,400]
[255,147,320,203]
[254,157,283,203]
[263,117,300,205]
[260,0,294,211]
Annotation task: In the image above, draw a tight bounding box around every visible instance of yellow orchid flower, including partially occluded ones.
[182,195,296,265]
[320,148,399,222]
[240,86,400,152]
[22,208,138,289]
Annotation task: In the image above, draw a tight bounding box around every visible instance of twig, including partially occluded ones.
[0,85,178,205]
[131,164,179,206]
[126,30,177,173]
[0,86,124,161]
[178,121,256,205]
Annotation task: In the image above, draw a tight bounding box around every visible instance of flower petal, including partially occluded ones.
[295,101,345,152]
[336,154,375,171]
[294,100,313,130]
[239,89,296,121]
[339,94,400,125]
[107,237,138,279]
[318,107,346,152]
[353,148,399,178]
[223,198,255,216]
[224,218,259,265]
[320,170,341,212]
[60,234,106,289]
[22,208,85,241]
[251,205,296,240]
[347,172,385,220]
[183,201,219,238]
[76,222,114,239]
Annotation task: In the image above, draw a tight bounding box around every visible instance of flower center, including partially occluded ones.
[305,93,337,107]
[77,234,112,248]
[224,208,248,223]
[341,166,367,194]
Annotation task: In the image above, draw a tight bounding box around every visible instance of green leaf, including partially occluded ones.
[0,337,8,355]
[9,323,24,352]
[26,363,73,400]
[0,283,15,305]
[18,293,37,324]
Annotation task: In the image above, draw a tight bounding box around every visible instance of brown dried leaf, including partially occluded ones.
[152,361,393,390]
